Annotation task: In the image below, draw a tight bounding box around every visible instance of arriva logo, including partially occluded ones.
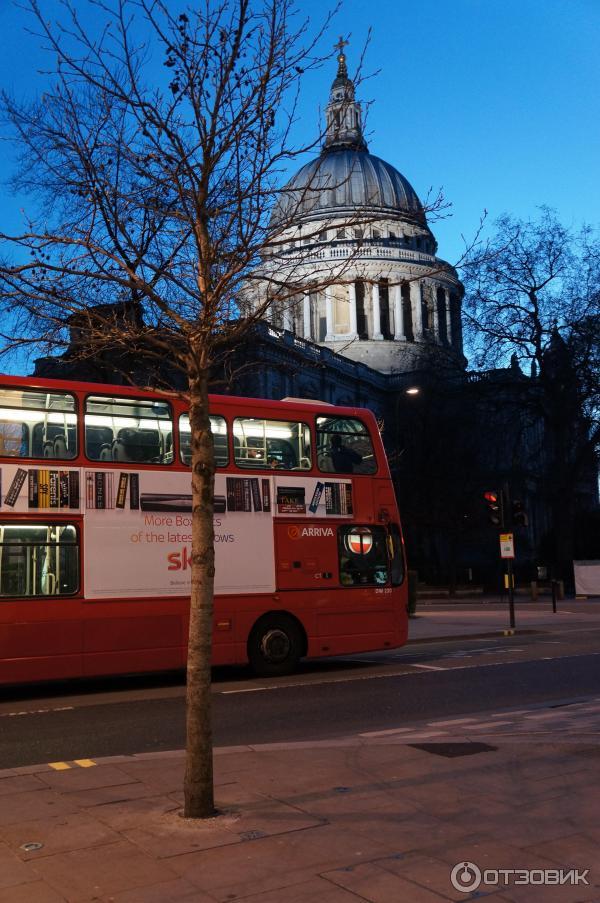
[288,526,334,540]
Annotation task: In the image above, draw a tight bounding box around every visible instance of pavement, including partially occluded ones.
[409,595,600,643]
[1,599,600,903]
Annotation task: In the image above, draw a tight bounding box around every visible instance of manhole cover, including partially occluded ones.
[409,742,498,758]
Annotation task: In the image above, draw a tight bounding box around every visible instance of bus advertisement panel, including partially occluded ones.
[1,464,356,599]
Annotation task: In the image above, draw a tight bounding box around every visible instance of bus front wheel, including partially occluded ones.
[248,615,303,677]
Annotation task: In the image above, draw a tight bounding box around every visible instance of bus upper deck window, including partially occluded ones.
[179,415,228,467]
[85,395,173,464]
[316,416,377,475]
[233,418,311,470]
[0,388,77,460]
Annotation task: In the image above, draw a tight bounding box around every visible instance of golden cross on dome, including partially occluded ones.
[334,36,348,56]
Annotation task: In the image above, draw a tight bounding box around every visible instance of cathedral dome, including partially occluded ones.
[271,148,425,226]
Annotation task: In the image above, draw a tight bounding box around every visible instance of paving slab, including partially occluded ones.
[0,811,120,860]
[29,839,180,903]
[37,763,135,793]
[322,860,456,903]
[375,850,484,901]
[524,832,599,871]
[236,875,368,902]
[0,842,37,892]
[64,780,161,809]
[0,788,79,827]
[168,823,398,901]
[110,758,186,794]
[90,794,182,831]
[0,880,67,903]
[98,875,215,903]
[0,773,47,796]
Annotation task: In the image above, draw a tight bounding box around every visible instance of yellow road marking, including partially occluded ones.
[48,762,71,770]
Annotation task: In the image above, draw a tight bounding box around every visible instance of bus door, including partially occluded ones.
[0,520,82,683]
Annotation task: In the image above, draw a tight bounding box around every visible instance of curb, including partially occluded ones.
[406,628,544,645]
[4,688,598,779]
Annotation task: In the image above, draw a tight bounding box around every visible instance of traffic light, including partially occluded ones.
[484,490,504,527]
[512,499,529,527]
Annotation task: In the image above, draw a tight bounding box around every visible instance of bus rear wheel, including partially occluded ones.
[248,615,303,677]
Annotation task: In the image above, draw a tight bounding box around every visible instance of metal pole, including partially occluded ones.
[551,579,557,613]
[503,482,516,630]
[507,557,515,628]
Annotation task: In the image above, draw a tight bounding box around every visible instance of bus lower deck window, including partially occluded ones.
[0,523,79,597]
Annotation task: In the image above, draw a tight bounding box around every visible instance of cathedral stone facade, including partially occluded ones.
[251,43,465,376]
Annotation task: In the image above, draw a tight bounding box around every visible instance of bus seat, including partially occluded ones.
[86,426,114,460]
[180,433,191,463]
[53,435,69,458]
[318,454,332,471]
[111,437,129,461]
[114,428,161,463]
[213,433,227,465]
[164,432,173,463]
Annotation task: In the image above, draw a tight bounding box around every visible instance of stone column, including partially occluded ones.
[393,282,404,340]
[371,282,383,340]
[348,281,358,338]
[325,285,334,340]
[431,282,440,341]
[444,288,452,345]
[303,291,312,340]
[283,302,293,333]
[410,279,423,339]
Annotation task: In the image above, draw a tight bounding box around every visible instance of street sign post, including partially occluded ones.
[500,508,515,628]
[499,533,515,559]
[501,484,516,629]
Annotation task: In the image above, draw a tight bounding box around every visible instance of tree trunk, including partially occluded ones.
[183,367,216,818]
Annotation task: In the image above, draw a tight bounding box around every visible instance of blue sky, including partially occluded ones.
[297,0,600,263]
[0,0,598,357]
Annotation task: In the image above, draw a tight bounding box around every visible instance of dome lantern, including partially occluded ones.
[324,37,367,153]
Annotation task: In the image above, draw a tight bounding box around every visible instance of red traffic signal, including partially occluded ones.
[483,490,504,527]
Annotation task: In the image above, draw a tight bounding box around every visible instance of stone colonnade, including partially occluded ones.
[294,278,457,345]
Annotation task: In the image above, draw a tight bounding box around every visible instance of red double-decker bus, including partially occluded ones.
[0,375,408,685]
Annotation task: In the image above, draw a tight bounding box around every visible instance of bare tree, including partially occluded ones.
[461,208,600,580]
[0,0,375,819]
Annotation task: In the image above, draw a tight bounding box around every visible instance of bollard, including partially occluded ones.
[407,570,418,617]
[530,580,538,601]
[551,580,558,613]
